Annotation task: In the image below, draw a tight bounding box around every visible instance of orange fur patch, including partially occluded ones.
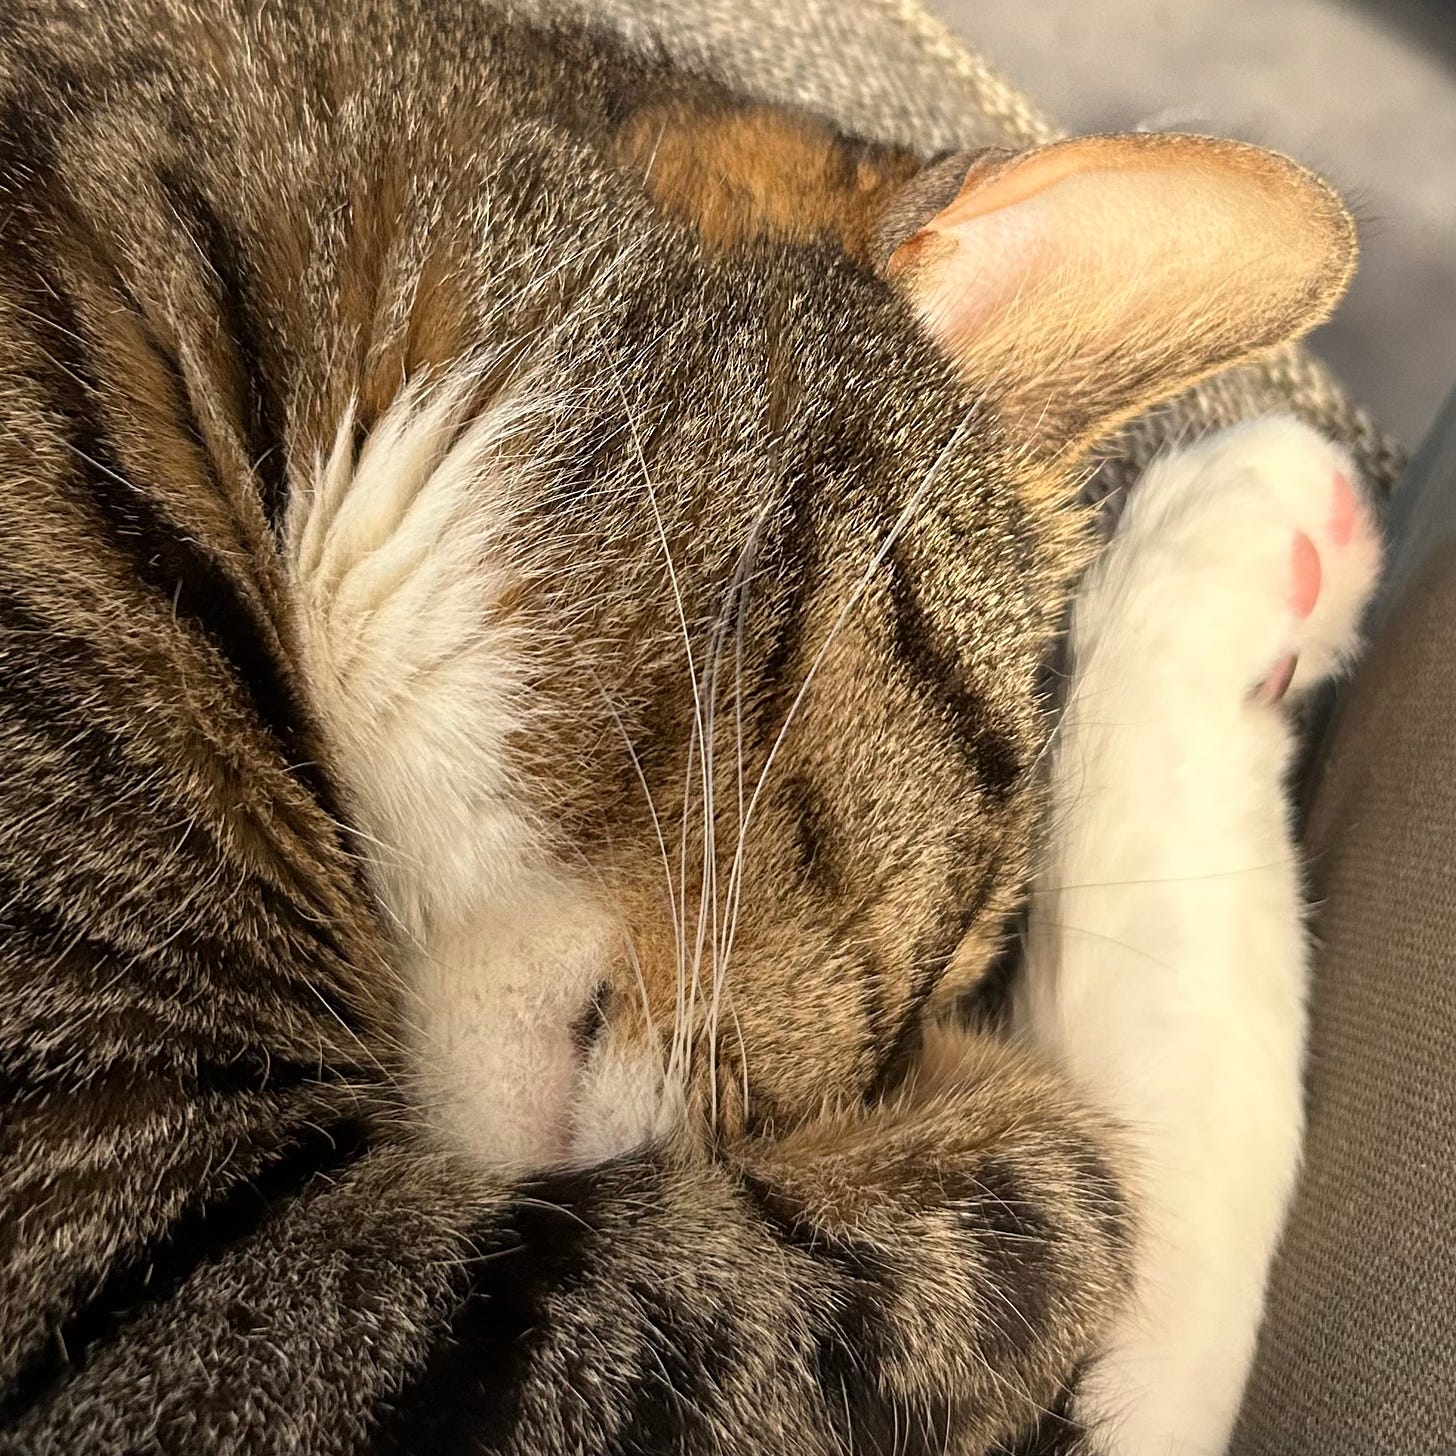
[613,103,921,264]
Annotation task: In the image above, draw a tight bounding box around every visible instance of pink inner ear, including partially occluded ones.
[883,132,1355,451]
[931,145,1117,229]
[889,143,1117,280]
[889,146,1175,367]
[888,177,1049,336]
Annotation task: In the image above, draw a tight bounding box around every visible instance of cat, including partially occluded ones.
[1020,418,1381,1453]
[0,1,1363,1451]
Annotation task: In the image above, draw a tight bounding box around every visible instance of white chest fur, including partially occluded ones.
[286,375,656,1169]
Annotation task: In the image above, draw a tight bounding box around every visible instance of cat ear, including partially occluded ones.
[879,134,1356,457]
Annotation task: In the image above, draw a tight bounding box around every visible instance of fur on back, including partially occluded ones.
[0,1,1362,1452]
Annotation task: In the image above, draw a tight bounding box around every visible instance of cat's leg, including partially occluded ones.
[1018,418,1382,1455]
[389,1032,1135,1456]
[3,1045,1130,1456]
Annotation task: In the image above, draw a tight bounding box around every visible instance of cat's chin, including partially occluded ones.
[400,896,675,1172]
[418,1039,676,1174]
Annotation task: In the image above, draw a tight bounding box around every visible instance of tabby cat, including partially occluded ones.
[0,1,1362,1452]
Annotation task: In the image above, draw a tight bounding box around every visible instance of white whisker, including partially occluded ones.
[721,415,976,978]
[609,367,708,1095]
[705,497,772,1124]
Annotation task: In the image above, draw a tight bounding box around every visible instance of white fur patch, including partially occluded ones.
[1019,418,1380,1453]
[288,371,668,1170]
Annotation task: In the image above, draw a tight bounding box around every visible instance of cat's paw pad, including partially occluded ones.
[1264,452,1381,697]
[1097,417,1382,701]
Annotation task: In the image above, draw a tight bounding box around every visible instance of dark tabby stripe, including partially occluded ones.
[0,91,335,828]
[5,248,316,787]
[887,545,1022,803]
[154,164,292,530]
[994,1382,1096,1456]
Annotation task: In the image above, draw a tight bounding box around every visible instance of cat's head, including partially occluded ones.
[389,109,1355,1165]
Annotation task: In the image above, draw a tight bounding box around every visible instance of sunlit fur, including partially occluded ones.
[0,1,1361,1450]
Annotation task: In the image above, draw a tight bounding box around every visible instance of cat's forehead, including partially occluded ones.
[552,235,986,503]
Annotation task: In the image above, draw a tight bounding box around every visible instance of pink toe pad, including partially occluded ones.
[1258,652,1299,704]
[1329,471,1356,547]
[1290,531,1321,619]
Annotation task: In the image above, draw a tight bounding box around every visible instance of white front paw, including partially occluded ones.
[1077,416,1382,703]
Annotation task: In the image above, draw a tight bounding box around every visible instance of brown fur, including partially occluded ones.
[0,2,1354,1451]
[612,101,923,263]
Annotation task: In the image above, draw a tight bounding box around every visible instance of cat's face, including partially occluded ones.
[364,248,1063,1165]
[343,114,1356,1169]
[550,286,1069,1153]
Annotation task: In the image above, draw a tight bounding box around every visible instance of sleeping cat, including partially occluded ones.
[0,1,1371,1452]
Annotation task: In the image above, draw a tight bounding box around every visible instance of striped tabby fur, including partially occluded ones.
[0,2,1353,1451]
